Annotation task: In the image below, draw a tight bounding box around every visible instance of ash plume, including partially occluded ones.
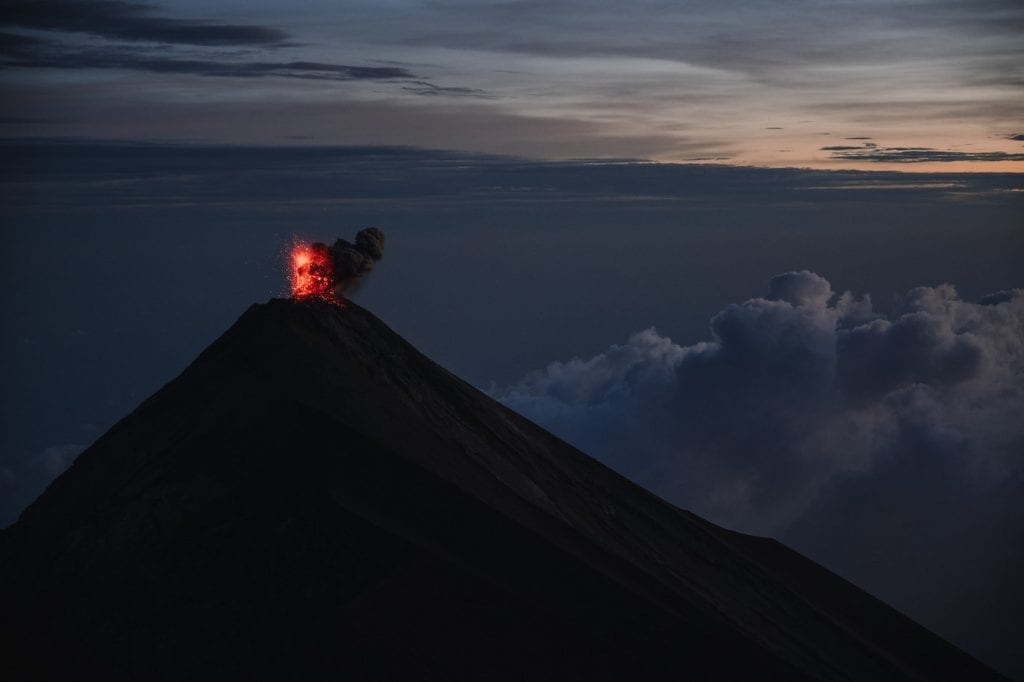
[326,227,385,292]
[294,227,385,300]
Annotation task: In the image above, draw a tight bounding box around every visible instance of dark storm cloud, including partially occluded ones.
[828,145,1024,163]
[0,0,287,46]
[1009,133,1024,141]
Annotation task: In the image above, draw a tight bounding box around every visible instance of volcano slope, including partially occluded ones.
[0,299,1004,680]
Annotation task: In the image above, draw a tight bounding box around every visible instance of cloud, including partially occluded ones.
[0,9,502,95]
[827,144,1024,163]
[0,30,414,81]
[496,271,1023,529]
[1009,133,1024,141]
[3,140,1019,212]
[1,0,287,46]
[494,272,1024,674]
[394,0,1024,91]
[401,80,491,98]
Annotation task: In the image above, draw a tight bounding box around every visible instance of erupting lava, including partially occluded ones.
[290,242,335,301]
[288,229,385,304]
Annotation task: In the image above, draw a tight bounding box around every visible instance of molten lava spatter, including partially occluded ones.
[290,242,335,301]
[288,228,385,303]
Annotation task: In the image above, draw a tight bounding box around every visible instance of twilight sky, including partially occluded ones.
[2,0,1024,170]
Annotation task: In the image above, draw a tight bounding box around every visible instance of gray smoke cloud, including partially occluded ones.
[304,227,385,297]
[493,271,1024,676]
[330,227,385,291]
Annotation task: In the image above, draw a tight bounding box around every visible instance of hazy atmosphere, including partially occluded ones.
[2,1,1023,679]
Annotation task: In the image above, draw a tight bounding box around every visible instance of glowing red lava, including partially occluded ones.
[290,242,335,302]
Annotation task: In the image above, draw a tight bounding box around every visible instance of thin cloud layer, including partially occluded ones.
[826,143,1024,163]
[1,0,287,46]
[0,3,471,92]
[0,33,414,81]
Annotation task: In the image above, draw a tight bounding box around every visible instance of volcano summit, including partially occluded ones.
[0,299,1003,680]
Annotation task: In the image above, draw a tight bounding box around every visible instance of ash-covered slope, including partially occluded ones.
[0,299,1002,681]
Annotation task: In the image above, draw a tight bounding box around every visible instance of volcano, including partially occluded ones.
[0,299,1003,680]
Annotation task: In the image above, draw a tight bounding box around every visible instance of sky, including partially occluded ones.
[1,1,1023,679]
[2,0,1024,170]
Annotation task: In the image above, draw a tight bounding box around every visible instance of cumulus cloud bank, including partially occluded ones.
[495,272,1024,674]
[497,271,1022,535]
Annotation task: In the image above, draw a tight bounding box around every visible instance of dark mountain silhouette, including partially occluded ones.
[0,299,1004,680]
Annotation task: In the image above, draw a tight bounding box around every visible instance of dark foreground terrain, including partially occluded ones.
[0,299,1003,680]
